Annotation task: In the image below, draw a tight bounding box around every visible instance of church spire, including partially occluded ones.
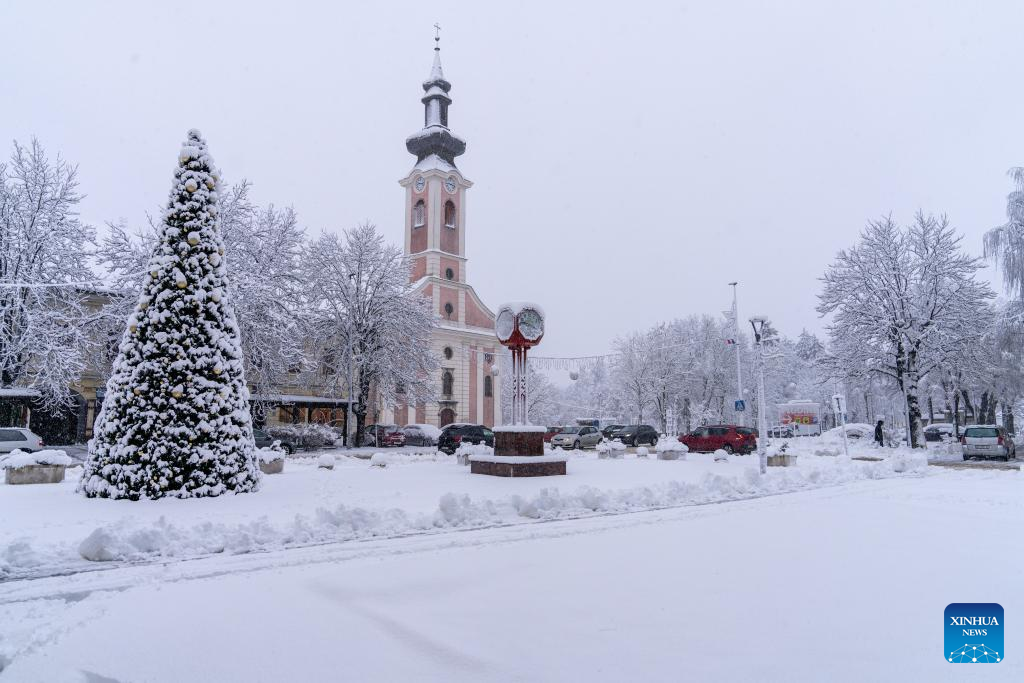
[406,26,466,167]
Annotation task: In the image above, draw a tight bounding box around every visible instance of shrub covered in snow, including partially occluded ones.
[266,423,339,449]
[0,449,74,469]
[81,130,260,500]
[635,446,649,458]
[713,449,729,462]
[317,453,336,470]
[370,452,392,468]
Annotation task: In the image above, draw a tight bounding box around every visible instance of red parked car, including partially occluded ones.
[543,426,566,443]
[362,424,406,447]
[679,425,757,454]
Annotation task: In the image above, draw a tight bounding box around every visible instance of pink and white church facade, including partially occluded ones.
[382,40,501,429]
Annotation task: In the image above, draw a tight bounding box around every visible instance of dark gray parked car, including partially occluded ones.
[253,428,295,454]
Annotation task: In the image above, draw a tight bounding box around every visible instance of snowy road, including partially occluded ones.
[2,470,1021,682]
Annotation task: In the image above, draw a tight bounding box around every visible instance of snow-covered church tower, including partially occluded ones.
[392,35,500,428]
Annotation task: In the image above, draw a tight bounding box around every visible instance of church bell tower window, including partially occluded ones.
[444,201,456,229]
[413,200,425,228]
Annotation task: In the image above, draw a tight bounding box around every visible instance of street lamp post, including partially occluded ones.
[729,282,744,427]
[346,272,356,449]
[749,316,770,475]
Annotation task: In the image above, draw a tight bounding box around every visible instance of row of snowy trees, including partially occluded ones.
[0,136,437,457]
[532,315,835,435]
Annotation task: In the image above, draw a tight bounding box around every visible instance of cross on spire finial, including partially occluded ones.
[433,23,441,49]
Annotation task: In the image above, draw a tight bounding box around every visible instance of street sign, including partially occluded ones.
[832,394,846,415]
[735,400,746,412]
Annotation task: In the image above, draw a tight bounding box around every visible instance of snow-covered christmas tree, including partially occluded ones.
[81,130,260,500]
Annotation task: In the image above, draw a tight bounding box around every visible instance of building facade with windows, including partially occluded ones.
[383,40,500,429]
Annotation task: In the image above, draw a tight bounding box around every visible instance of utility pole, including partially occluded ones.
[729,282,744,426]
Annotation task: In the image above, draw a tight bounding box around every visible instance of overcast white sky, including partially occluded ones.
[3,1,1021,361]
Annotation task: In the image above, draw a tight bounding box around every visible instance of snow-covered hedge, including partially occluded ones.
[0,449,74,469]
[267,423,339,449]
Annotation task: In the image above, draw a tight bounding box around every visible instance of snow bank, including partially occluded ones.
[71,456,911,566]
[0,449,74,468]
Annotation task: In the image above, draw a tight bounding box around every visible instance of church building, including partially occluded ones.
[388,39,501,428]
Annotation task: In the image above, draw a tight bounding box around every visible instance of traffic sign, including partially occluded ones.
[735,400,746,412]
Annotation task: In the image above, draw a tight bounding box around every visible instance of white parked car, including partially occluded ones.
[402,423,442,446]
[0,428,45,453]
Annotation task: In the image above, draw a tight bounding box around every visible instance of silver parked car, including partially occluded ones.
[549,425,603,450]
[0,427,46,453]
[961,425,1017,461]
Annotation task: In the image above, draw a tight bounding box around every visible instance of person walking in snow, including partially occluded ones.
[874,419,885,447]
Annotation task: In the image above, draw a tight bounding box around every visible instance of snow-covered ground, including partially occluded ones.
[2,439,922,580]
[1,437,1021,680]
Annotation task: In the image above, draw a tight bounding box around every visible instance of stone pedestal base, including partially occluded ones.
[494,430,544,457]
[5,464,66,485]
[767,454,796,467]
[470,458,567,477]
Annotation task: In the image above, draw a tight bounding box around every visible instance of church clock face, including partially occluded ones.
[495,309,515,342]
[414,176,425,192]
[445,176,457,193]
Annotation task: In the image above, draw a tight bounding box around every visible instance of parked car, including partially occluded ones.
[402,423,441,447]
[549,425,603,450]
[437,423,495,454]
[0,428,45,453]
[253,428,295,454]
[923,423,955,442]
[615,424,659,447]
[961,425,1017,461]
[767,425,794,439]
[601,424,625,440]
[362,424,406,447]
[679,425,757,454]
[543,426,566,443]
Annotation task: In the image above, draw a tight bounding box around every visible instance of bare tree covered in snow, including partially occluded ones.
[0,139,96,410]
[303,224,437,445]
[818,213,992,447]
[97,181,306,405]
